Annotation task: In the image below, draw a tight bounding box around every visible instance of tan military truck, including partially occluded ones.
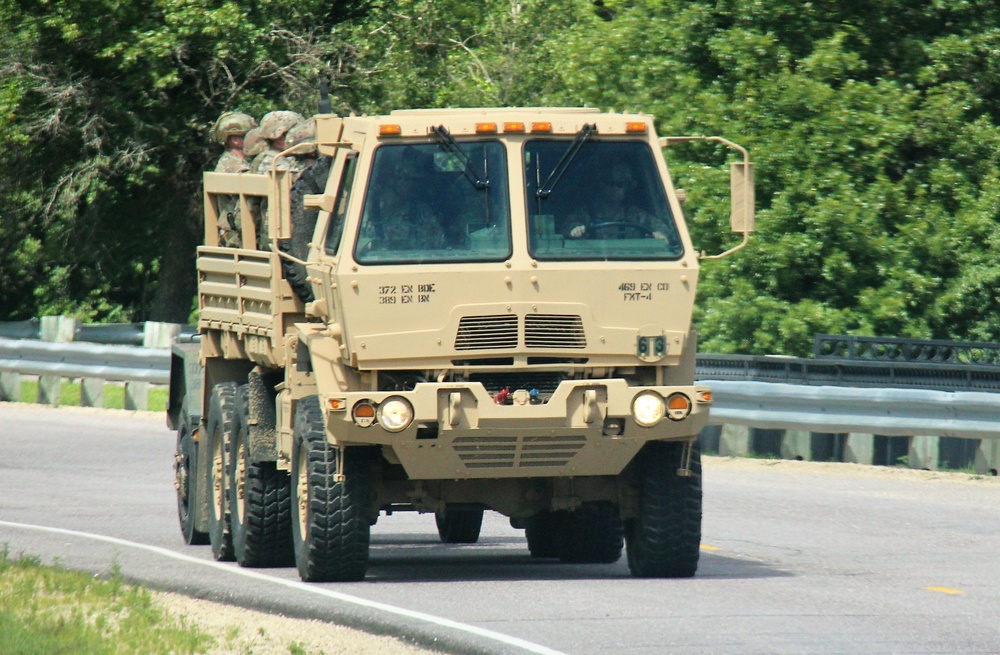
[168,107,754,582]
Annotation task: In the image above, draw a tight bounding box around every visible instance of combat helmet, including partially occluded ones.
[285,118,317,154]
[211,111,256,145]
[259,110,305,140]
[243,126,266,158]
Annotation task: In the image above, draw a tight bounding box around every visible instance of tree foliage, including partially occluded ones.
[2,0,999,354]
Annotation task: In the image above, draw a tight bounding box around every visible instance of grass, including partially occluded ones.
[14,379,168,412]
[0,547,213,655]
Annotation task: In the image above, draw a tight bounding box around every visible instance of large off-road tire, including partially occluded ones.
[175,400,209,545]
[205,382,239,562]
[524,510,568,559]
[435,508,485,544]
[291,395,372,582]
[625,440,702,578]
[559,501,624,564]
[280,157,332,303]
[228,384,293,567]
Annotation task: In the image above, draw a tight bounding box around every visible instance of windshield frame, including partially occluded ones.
[523,138,685,263]
[353,139,512,266]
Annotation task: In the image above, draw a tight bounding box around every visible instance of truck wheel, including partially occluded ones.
[435,508,484,544]
[291,395,371,582]
[281,156,332,303]
[205,382,239,562]
[229,384,293,567]
[625,440,702,578]
[524,510,568,558]
[175,400,208,545]
[559,502,624,564]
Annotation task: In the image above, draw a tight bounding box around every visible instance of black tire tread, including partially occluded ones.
[559,502,624,564]
[435,508,484,544]
[176,401,209,545]
[231,384,293,567]
[292,395,371,582]
[626,440,702,578]
[206,382,239,562]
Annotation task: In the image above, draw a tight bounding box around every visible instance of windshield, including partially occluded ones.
[525,140,683,261]
[355,141,510,264]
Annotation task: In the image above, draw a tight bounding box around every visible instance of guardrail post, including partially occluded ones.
[908,436,940,470]
[844,433,874,465]
[781,430,812,460]
[38,316,77,406]
[81,378,104,408]
[719,424,750,456]
[974,439,1000,476]
[122,321,181,411]
[0,371,20,402]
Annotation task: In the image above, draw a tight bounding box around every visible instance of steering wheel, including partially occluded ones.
[586,221,653,239]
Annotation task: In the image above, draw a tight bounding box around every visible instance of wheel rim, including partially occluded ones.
[235,441,247,525]
[212,428,225,521]
[295,441,309,538]
[176,434,191,518]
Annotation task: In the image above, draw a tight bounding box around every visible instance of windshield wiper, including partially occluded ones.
[535,123,596,199]
[431,125,489,189]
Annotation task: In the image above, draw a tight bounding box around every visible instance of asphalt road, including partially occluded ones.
[1,403,998,655]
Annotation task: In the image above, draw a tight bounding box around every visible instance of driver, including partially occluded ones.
[565,164,667,240]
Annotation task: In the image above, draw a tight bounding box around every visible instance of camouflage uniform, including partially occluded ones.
[211,111,257,247]
[251,110,305,248]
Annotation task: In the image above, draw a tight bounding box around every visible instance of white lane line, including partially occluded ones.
[0,520,566,655]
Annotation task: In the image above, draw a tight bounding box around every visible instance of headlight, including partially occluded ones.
[632,392,666,427]
[377,397,414,432]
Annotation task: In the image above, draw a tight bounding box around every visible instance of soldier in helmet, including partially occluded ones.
[211,111,257,247]
[284,118,318,173]
[212,111,257,173]
[250,110,305,174]
[242,126,266,161]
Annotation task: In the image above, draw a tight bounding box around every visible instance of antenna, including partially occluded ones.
[318,78,332,114]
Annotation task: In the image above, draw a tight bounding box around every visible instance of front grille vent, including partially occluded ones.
[525,314,586,349]
[452,435,586,469]
[455,314,518,351]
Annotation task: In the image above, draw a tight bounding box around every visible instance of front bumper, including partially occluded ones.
[322,379,710,480]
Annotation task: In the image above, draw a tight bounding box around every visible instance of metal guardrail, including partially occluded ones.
[704,380,1000,440]
[814,333,1000,366]
[0,319,198,346]
[697,353,1000,392]
[0,339,170,384]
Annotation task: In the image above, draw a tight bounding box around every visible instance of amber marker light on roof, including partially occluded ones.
[625,121,648,133]
[476,122,498,134]
[531,121,553,133]
[378,124,402,136]
[503,122,525,133]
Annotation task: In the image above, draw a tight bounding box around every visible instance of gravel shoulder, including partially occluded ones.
[154,591,440,655]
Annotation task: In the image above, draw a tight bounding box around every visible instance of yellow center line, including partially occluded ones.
[923,586,965,595]
[700,544,721,551]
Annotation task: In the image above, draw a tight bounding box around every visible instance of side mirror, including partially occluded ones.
[730,162,755,233]
[659,135,754,259]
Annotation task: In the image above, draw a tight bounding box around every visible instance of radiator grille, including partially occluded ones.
[525,314,586,349]
[454,315,518,351]
[452,435,586,469]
